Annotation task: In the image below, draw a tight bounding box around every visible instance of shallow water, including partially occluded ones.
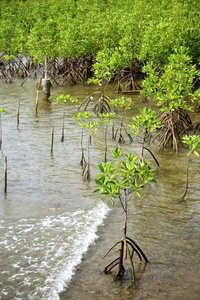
[0,79,199,299]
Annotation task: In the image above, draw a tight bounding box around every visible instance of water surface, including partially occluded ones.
[0,79,199,299]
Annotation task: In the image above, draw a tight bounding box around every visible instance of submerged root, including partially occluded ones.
[80,155,86,168]
[82,162,90,180]
[114,64,144,93]
[114,125,133,144]
[143,147,160,166]
[154,108,193,151]
[103,236,148,279]
[93,97,111,115]
[78,92,111,115]
[104,257,121,274]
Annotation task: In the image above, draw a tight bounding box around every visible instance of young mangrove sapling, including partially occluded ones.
[180,135,200,201]
[0,108,8,149]
[99,112,116,162]
[74,111,91,167]
[81,120,98,180]
[54,94,78,141]
[110,96,133,144]
[94,147,156,280]
[78,50,112,115]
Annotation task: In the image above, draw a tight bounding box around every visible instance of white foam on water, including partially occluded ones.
[0,201,110,299]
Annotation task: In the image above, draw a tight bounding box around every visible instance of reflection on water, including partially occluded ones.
[0,79,200,299]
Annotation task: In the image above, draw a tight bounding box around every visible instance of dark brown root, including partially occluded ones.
[104,257,121,273]
[114,125,133,144]
[114,61,144,93]
[143,147,160,166]
[153,108,193,152]
[103,236,148,279]
[78,92,111,115]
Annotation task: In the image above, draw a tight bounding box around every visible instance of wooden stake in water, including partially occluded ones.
[51,126,54,154]
[17,101,20,126]
[35,90,39,115]
[42,56,51,101]
[4,156,7,193]
[45,55,47,80]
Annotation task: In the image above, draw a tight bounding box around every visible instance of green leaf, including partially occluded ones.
[93,189,102,194]
[0,108,7,114]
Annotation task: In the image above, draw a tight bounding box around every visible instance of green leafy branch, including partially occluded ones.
[0,108,8,114]
[94,147,156,204]
[130,107,161,135]
[183,135,200,157]
[54,94,78,104]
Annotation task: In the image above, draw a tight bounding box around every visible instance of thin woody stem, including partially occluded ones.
[105,124,107,162]
[141,128,146,159]
[181,153,191,200]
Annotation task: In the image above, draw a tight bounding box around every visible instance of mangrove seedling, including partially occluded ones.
[0,108,8,149]
[180,135,200,201]
[110,96,133,144]
[78,50,113,115]
[54,94,78,141]
[141,47,200,152]
[129,107,162,165]
[81,120,98,180]
[99,112,116,162]
[74,111,91,167]
[94,147,156,280]
[78,91,111,116]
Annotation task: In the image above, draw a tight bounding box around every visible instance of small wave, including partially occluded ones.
[0,201,110,299]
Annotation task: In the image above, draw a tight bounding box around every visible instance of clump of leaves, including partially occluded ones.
[4,55,15,61]
[54,94,78,104]
[94,147,156,279]
[0,108,7,114]
[110,96,133,144]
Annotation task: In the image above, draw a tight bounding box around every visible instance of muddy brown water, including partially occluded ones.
[0,79,199,299]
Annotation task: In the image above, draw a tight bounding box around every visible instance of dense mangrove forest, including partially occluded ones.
[0,0,200,81]
[0,0,200,299]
